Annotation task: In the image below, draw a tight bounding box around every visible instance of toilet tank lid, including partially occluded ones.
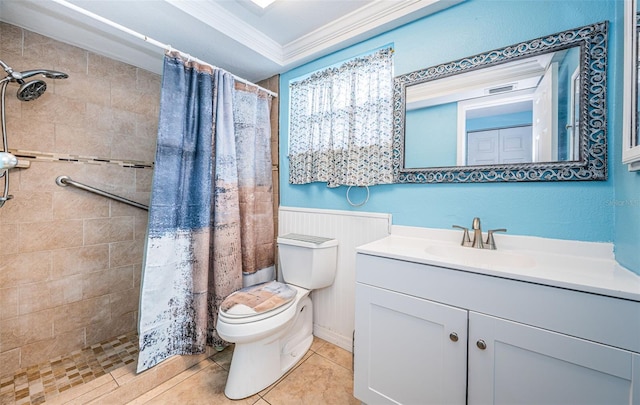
[277,233,338,248]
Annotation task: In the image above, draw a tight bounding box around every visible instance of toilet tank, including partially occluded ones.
[277,233,338,289]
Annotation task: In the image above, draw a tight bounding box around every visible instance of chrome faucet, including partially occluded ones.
[452,217,507,250]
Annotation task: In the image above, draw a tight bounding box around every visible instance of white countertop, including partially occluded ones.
[356,226,640,302]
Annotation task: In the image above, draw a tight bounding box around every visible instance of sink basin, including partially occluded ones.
[424,244,537,270]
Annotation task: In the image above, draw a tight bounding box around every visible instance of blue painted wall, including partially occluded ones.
[612,1,640,274]
[405,102,458,167]
[279,0,633,270]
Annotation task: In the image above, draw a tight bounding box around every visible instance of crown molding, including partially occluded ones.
[282,0,464,66]
[165,0,284,63]
[167,0,463,68]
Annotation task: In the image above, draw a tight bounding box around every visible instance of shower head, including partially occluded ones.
[17,80,47,102]
[19,69,69,80]
[0,59,68,88]
[0,60,68,102]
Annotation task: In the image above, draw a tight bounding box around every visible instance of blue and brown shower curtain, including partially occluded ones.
[137,52,274,373]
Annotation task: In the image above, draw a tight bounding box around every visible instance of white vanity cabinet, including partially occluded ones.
[354,283,468,404]
[354,252,640,405]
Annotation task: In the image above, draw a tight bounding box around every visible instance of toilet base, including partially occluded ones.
[223,296,313,400]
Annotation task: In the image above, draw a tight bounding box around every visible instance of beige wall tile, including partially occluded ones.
[7,118,56,152]
[135,168,154,193]
[136,69,162,96]
[111,86,158,118]
[81,164,138,194]
[18,161,86,193]
[0,348,21,378]
[53,189,110,220]
[0,310,54,352]
[23,30,87,77]
[0,23,22,56]
[53,295,110,335]
[87,53,137,88]
[0,287,18,320]
[110,287,139,318]
[20,329,86,369]
[49,274,84,306]
[84,217,134,245]
[85,102,125,138]
[18,275,83,315]
[134,217,148,242]
[111,120,157,162]
[135,119,159,160]
[0,251,51,288]
[0,223,19,255]
[52,244,109,278]
[85,311,136,347]
[55,74,110,106]
[53,124,112,157]
[82,265,134,299]
[109,239,144,268]
[0,191,53,224]
[21,94,87,127]
[18,219,83,253]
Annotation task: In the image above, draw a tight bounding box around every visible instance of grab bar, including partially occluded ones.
[55,175,149,211]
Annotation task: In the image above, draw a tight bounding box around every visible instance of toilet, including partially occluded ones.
[216,233,338,399]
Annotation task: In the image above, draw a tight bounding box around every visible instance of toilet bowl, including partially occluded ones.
[217,233,338,399]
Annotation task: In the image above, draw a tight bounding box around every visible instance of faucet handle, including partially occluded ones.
[485,228,507,250]
[452,225,471,246]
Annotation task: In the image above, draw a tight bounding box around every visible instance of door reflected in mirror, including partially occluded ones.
[404,48,581,169]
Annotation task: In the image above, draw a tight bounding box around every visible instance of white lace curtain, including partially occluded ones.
[288,47,394,188]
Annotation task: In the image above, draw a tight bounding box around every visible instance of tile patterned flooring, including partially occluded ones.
[0,333,138,405]
[0,333,359,404]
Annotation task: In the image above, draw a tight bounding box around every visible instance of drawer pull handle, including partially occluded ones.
[449,332,458,342]
[476,339,487,350]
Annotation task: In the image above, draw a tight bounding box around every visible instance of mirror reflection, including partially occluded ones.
[404,47,581,169]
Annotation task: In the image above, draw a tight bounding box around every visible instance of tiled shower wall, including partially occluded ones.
[0,22,160,377]
[256,75,280,240]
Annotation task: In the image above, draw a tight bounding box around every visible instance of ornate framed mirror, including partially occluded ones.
[623,0,640,170]
[392,21,608,183]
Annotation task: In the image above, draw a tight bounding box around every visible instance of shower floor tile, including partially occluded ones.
[0,332,138,405]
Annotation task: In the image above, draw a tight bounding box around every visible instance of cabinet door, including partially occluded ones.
[468,312,640,405]
[354,284,468,405]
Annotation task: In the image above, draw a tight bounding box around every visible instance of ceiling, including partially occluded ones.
[0,0,462,83]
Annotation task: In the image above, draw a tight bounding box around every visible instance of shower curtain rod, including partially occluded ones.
[50,0,278,98]
[56,175,149,211]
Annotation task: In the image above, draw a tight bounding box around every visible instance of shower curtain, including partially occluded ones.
[137,53,274,373]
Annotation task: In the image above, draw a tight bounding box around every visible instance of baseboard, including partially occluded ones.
[313,324,352,353]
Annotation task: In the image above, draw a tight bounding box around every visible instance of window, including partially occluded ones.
[288,47,394,188]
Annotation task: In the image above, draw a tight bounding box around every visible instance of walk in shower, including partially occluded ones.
[0,20,158,404]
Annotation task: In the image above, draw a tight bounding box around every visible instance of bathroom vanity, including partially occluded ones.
[353,227,640,405]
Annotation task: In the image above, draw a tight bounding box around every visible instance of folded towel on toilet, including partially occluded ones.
[221,280,297,316]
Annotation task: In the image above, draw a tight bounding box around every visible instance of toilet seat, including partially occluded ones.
[219,281,298,324]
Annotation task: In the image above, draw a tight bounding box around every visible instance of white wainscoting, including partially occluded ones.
[278,206,391,352]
